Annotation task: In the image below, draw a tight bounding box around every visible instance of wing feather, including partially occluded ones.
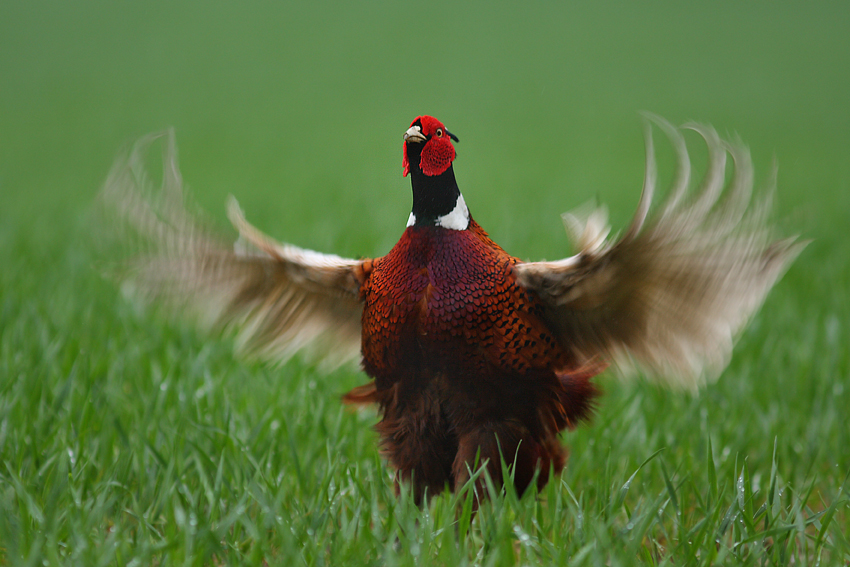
[98,130,367,370]
[515,116,806,389]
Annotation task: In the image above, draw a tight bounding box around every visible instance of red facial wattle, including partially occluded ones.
[403,142,410,177]
[419,134,455,176]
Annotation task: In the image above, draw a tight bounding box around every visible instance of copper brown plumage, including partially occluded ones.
[99,114,804,506]
[351,219,599,502]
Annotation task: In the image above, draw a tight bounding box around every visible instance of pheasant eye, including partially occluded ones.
[436,128,444,138]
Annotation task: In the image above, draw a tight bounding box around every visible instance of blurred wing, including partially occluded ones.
[98,130,369,370]
[515,115,806,389]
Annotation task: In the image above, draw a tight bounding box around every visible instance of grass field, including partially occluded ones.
[1,1,849,565]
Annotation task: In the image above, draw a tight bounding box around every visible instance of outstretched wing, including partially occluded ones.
[98,130,369,370]
[515,115,805,389]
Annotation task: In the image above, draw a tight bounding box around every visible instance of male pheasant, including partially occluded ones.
[100,115,803,504]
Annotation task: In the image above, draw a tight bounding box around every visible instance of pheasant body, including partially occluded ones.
[356,219,596,500]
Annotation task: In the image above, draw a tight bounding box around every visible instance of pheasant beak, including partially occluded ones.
[403,125,427,144]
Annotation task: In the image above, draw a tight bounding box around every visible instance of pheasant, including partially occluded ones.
[100,115,803,505]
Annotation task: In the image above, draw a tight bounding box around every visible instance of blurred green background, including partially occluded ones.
[3,1,847,259]
[1,1,848,562]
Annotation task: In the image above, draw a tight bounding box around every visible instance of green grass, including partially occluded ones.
[1,1,849,565]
